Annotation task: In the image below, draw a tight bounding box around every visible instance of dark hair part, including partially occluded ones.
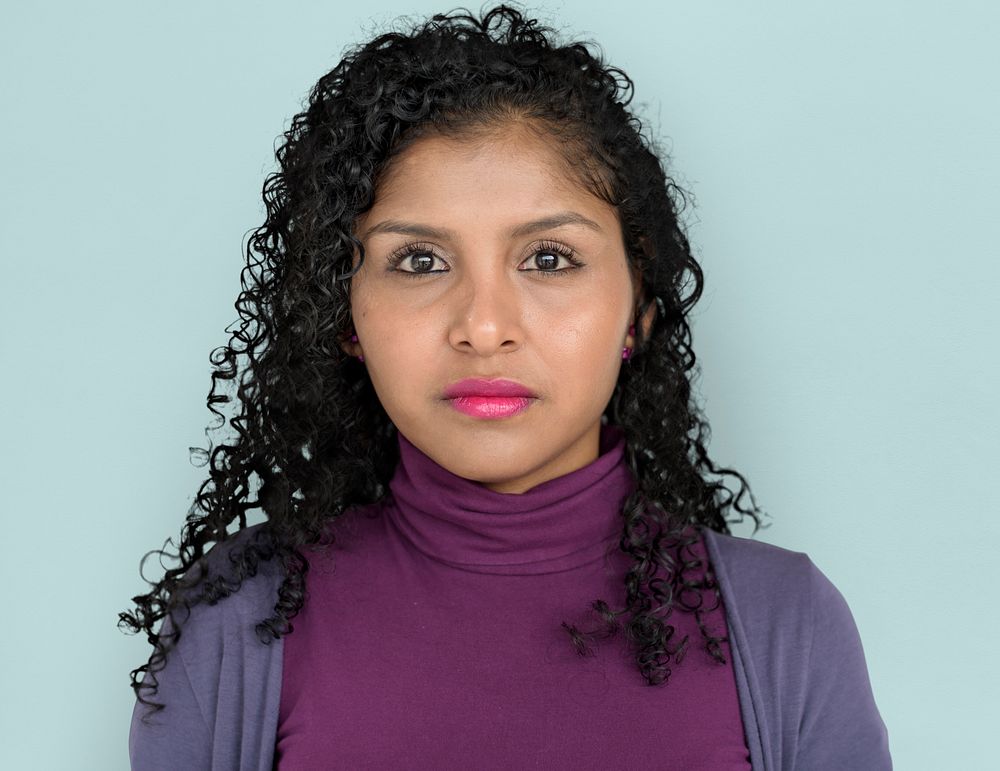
[120,3,765,716]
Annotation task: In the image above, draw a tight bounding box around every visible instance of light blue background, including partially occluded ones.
[2,1,997,768]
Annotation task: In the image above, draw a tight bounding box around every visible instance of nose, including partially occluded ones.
[447,268,525,357]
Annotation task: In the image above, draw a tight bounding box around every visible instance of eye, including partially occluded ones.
[386,242,448,277]
[519,240,583,275]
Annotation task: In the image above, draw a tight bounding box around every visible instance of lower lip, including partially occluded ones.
[447,396,534,419]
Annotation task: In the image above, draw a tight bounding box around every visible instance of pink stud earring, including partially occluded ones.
[622,324,635,360]
[349,332,364,362]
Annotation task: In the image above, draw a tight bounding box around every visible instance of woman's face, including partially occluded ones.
[345,124,645,493]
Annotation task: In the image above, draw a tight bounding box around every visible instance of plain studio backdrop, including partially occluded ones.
[1,1,997,768]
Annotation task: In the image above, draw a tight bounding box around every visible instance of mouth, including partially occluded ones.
[446,395,535,420]
[442,378,538,420]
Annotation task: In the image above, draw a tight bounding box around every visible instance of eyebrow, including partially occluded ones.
[359,211,603,242]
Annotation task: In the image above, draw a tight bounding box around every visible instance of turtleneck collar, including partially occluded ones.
[382,422,637,575]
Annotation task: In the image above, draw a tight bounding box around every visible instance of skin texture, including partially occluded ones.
[343,124,654,493]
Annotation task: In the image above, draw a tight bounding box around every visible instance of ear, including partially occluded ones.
[625,293,656,350]
[635,293,657,341]
[628,243,656,344]
[339,330,362,359]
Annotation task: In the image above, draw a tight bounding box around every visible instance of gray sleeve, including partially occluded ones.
[126,526,285,770]
[128,611,213,770]
[796,561,892,770]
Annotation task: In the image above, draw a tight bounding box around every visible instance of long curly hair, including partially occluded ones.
[120,2,765,715]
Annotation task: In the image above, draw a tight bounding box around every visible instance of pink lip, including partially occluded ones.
[443,378,537,420]
[442,378,537,399]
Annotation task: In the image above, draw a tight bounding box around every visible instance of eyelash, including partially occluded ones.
[385,239,584,279]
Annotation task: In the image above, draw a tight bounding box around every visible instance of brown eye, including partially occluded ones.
[405,253,436,272]
[519,241,583,275]
[533,251,560,270]
[386,242,448,278]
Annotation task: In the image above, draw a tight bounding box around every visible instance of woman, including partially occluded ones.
[122,5,891,769]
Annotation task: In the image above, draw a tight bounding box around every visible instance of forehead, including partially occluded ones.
[370,123,593,207]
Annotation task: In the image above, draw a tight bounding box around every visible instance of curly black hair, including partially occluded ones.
[120,2,765,716]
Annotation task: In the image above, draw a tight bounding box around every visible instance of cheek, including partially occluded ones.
[366,320,422,365]
[358,307,436,404]
[539,306,622,378]
[543,281,628,350]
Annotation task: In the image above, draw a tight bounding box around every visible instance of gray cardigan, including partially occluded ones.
[129,527,892,769]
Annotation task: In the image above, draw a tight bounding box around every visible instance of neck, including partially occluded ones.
[381,422,637,575]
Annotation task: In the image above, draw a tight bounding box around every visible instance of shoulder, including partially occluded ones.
[197,521,282,581]
[701,527,814,584]
[700,528,848,631]
[130,523,286,768]
[702,528,892,769]
[174,523,285,650]
[701,528,862,681]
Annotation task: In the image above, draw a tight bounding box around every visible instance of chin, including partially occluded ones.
[442,452,531,483]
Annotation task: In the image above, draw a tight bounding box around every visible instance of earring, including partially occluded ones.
[622,324,635,360]
[349,332,364,362]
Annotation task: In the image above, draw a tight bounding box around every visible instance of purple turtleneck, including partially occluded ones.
[275,423,751,769]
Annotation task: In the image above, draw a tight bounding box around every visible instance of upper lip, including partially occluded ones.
[443,378,537,399]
